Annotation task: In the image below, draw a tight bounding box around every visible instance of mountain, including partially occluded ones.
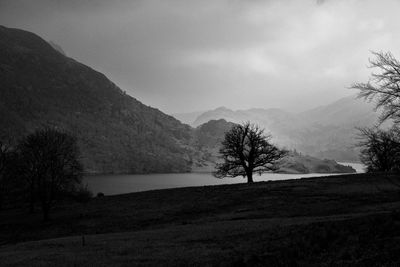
[0,25,194,174]
[0,25,359,174]
[193,119,236,150]
[191,119,355,174]
[192,107,296,145]
[189,119,236,172]
[192,107,295,128]
[298,95,379,126]
[48,41,66,56]
[171,110,205,125]
[185,95,383,162]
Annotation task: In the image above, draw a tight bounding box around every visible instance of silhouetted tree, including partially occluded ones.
[351,51,400,124]
[214,122,287,183]
[351,51,400,173]
[357,127,400,173]
[19,128,83,220]
[0,140,10,210]
[0,138,24,210]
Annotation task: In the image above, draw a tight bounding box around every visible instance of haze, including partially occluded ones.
[1,0,399,114]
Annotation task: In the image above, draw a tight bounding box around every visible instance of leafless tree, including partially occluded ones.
[351,51,400,174]
[351,51,400,124]
[0,140,11,210]
[214,122,287,183]
[357,127,400,173]
[19,128,83,220]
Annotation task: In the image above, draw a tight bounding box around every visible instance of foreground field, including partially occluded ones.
[1,173,400,266]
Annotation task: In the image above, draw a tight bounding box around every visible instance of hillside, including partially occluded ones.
[193,107,296,129]
[0,25,194,174]
[1,173,400,266]
[178,96,383,162]
[0,25,357,175]
[278,152,355,174]
[172,110,205,125]
[298,95,379,126]
[192,119,355,174]
[190,119,236,172]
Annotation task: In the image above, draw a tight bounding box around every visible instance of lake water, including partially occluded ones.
[84,162,365,196]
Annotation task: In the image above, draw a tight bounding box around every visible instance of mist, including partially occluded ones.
[1,0,399,113]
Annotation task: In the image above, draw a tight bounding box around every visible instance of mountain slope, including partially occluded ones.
[0,25,193,174]
[298,95,379,126]
[192,119,355,174]
[192,107,296,129]
[188,95,383,162]
[171,110,205,125]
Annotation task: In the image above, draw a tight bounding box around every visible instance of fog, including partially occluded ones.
[1,0,400,114]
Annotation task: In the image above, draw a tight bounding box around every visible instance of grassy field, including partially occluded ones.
[1,173,400,266]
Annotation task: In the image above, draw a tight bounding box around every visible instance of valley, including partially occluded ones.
[0,25,356,175]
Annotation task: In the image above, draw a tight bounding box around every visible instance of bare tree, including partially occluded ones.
[351,51,400,173]
[0,138,22,210]
[214,122,287,183]
[357,127,400,173]
[0,140,10,210]
[19,128,83,220]
[351,51,400,124]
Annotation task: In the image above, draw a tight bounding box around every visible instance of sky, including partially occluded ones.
[1,0,400,114]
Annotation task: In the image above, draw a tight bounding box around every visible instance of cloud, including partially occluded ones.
[1,0,400,113]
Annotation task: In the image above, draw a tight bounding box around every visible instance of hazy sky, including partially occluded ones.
[1,0,400,114]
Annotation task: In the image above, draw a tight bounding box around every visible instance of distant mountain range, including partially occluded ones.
[191,119,355,174]
[172,110,205,127]
[174,95,384,162]
[0,25,357,174]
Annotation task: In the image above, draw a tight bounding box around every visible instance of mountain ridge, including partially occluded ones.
[0,25,358,174]
[174,95,381,162]
[0,25,194,174]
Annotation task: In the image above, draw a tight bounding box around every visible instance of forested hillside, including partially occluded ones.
[0,26,193,174]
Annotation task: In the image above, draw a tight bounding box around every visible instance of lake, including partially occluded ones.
[84,162,365,196]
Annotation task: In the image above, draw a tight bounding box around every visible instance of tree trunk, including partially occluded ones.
[247,171,254,183]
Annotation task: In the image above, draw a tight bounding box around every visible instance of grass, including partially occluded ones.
[1,173,400,266]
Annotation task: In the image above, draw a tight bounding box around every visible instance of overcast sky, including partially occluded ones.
[1,0,400,114]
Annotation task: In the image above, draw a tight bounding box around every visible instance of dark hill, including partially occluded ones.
[194,119,235,149]
[0,26,193,174]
